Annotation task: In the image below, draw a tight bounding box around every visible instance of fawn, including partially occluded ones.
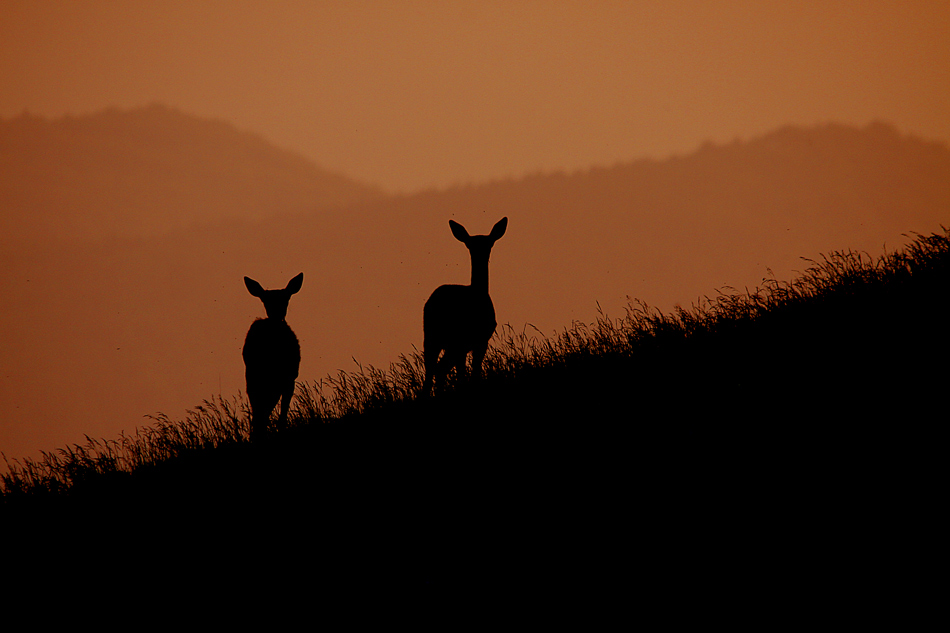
[243,273,303,438]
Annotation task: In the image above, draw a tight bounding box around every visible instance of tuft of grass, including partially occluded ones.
[1,396,247,501]
[3,227,948,503]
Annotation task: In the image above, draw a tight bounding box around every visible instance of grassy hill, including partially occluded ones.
[3,228,945,609]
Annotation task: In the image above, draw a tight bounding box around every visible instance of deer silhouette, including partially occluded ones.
[423,217,508,394]
[242,273,303,439]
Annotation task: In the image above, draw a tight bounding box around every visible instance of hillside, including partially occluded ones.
[1,119,948,466]
[0,103,385,244]
[4,228,946,609]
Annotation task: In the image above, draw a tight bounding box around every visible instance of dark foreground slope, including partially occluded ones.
[4,231,947,615]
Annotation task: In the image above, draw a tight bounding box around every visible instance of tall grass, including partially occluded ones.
[1,396,248,498]
[3,227,947,501]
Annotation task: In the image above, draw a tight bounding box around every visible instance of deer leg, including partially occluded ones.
[249,396,268,440]
[436,349,463,392]
[249,387,282,439]
[423,345,440,394]
[277,382,295,432]
[471,341,488,382]
[434,352,450,393]
[250,411,262,440]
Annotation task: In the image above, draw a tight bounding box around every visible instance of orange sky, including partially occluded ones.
[2,1,948,193]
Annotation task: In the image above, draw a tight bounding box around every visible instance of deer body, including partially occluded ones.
[423,217,507,393]
[243,273,303,438]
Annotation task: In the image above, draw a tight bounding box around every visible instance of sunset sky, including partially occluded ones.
[2,1,948,192]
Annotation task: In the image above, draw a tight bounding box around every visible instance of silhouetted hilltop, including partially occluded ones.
[5,229,947,607]
[0,103,385,243]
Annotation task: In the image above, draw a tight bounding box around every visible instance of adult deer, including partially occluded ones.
[242,272,303,439]
[423,217,508,394]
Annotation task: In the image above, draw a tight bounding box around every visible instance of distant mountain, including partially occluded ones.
[1,119,948,464]
[0,103,385,243]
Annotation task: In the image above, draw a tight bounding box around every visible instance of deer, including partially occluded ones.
[242,272,303,439]
[423,217,508,394]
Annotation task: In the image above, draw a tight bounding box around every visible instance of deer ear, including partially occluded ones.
[286,272,304,295]
[449,220,470,243]
[489,217,508,241]
[244,277,265,297]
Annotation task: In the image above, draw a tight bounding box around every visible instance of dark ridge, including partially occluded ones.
[3,229,945,609]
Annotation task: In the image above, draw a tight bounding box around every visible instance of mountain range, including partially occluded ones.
[1,105,948,462]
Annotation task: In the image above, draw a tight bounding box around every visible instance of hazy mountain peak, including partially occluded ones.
[0,104,386,243]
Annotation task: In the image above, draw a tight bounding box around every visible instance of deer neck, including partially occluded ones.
[470,253,490,294]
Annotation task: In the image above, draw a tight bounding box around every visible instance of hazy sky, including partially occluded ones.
[2,1,949,192]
